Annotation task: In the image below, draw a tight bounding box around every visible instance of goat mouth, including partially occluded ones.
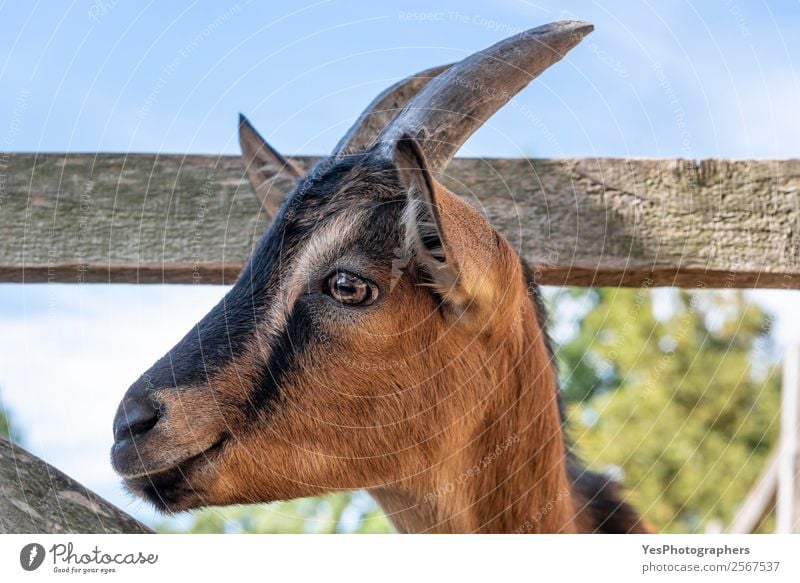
[112,428,227,478]
[121,436,227,512]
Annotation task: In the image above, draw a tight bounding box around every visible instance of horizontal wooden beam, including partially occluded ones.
[1,153,798,288]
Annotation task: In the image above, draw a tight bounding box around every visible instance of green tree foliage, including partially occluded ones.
[562,288,780,533]
[0,388,21,443]
[0,411,12,440]
[160,491,394,534]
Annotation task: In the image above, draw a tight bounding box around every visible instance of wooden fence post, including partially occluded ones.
[727,449,778,533]
[777,345,800,533]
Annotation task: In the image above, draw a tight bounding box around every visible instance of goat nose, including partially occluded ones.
[113,397,160,443]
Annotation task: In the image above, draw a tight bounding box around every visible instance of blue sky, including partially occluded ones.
[2,1,799,158]
[1,0,799,528]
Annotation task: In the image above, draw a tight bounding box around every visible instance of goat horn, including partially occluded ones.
[331,63,453,156]
[240,64,455,218]
[377,20,593,171]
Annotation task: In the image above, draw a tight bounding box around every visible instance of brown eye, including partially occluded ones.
[326,271,378,306]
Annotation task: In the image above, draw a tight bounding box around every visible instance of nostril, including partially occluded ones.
[113,398,161,443]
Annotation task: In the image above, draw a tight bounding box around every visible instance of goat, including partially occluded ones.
[111,20,651,533]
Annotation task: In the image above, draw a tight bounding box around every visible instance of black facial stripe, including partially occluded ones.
[134,197,313,393]
[130,150,405,403]
[247,203,408,419]
[249,297,318,417]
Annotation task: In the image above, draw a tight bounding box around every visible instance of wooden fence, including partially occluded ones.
[2,153,798,288]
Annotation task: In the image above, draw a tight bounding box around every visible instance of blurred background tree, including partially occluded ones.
[160,491,393,533]
[152,288,780,534]
[0,387,22,443]
[561,288,780,533]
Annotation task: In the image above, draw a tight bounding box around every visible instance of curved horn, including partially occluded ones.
[331,63,453,156]
[378,20,594,171]
[240,65,454,220]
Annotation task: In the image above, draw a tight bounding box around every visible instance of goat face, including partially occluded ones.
[110,21,592,513]
[111,137,522,511]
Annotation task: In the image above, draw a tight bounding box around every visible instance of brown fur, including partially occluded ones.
[113,137,650,533]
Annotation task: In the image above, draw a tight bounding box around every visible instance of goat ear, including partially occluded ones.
[394,135,518,325]
[239,114,305,221]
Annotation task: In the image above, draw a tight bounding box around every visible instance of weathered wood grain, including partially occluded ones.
[1,153,798,288]
[0,437,151,534]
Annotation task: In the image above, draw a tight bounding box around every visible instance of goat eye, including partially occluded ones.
[326,271,377,306]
